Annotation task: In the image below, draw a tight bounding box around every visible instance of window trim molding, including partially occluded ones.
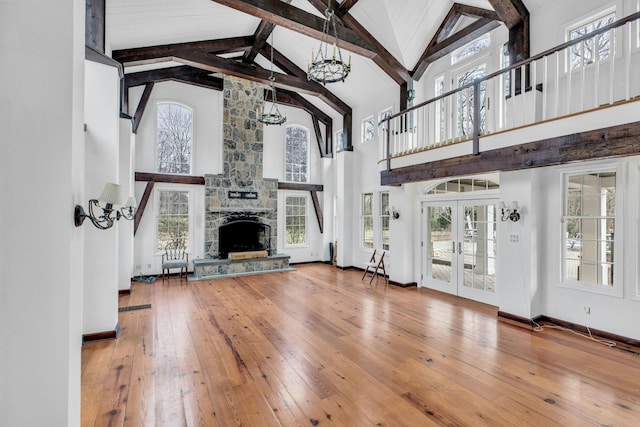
[283,124,310,184]
[557,162,623,298]
[283,192,310,248]
[154,185,194,256]
[155,100,195,175]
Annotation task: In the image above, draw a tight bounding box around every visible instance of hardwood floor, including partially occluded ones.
[81,264,640,426]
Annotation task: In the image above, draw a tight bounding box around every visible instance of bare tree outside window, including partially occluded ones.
[157,190,189,251]
[285,126,309,183]
[569,12,616,70]
[157,103,192,174]
[456,64,486,137]
[285,195,307,245]
[362,193,374,248]
[452,34,490,65]
[362,116,375,142]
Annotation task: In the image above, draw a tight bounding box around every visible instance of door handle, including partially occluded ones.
[452,241,456,253]
[458,242,462,255]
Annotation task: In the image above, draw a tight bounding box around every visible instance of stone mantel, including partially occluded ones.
[208,207,274,214]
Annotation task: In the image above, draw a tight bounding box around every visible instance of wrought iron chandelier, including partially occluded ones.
[258,33,286,126]
[307,5,351,84]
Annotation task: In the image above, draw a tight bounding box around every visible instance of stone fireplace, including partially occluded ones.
[192,76,291,279]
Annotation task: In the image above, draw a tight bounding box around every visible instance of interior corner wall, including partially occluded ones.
[0,1,84,425]
[118,119,135,291]
[83,60,120,335]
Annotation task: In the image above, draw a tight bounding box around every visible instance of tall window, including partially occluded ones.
[563,171,616,287]
[380,192,390,251]
[434,76,445,142]
[456,63,487,137]
[568,10,616,70]
[157,190,189,251]
[362,116,375,142]
[285,126,309,183]
[285,195,307,245]
[362,193,374,248]
[157,102,193,174]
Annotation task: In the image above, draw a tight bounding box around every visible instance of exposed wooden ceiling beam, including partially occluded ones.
[124,66,211,87]
[243,0,292,63]
[487,0,528,29]
[172,73,224,91]
[209,0,375,58]
[412,4,501,80]
[306,0,409,85]
[174,50,351,115]
[112,36,255,65]
[488,0,529,64]
[412,17,501,80]
[338,0,359,15]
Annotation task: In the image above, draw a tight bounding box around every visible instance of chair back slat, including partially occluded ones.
[165,239,186,261]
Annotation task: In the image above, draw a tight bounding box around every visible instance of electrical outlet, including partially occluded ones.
[584,306,591,314]
[147,264,152,269]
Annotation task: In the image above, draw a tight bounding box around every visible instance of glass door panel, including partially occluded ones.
[424,203,456,294]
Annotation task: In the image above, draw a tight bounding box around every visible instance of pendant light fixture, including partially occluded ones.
[258,32,286,126]
[307,3,351,84]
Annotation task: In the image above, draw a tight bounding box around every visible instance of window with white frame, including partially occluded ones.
[157,190,190,251]
[562,171,616,288]
[335,130,343,153]
[380,191,390,251]
[452,33,490,65]
[362,116,375,142]
[285,195,307,245]
[456,62,487,137]
[285,126,309,183]
[362,193,374,248]
[567,10,616,70]
[157,102,193,174]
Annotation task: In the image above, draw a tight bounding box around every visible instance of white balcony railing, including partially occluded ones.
[381,12,640,168]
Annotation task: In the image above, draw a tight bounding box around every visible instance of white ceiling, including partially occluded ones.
[105,0,543,115]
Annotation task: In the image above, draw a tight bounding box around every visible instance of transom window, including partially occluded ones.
[157,190,189,251]
[568,10,616,70]
[285,195,307,245]
[156,102,193,174]
[285,126,309,183]
[563,171,616,287]
[426,178,499,195]
[452,33,490,65]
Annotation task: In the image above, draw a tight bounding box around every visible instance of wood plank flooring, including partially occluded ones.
[81,264,640,426]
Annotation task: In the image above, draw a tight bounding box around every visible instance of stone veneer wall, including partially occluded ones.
[204,76,277,258]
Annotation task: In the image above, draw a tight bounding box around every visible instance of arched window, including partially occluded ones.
[284,125,309,183]
[156,102,193,174]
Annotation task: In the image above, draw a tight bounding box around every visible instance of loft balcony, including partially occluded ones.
[380,12,640,185]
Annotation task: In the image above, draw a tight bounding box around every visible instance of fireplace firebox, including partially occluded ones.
[218,218,271,259]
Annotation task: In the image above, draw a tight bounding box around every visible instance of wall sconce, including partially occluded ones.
[387,206,400,220]
[74,183,137,230]
[407,88,416,102]
[500,201,521,222]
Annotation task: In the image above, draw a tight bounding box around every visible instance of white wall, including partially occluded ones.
[0,0,84,425]
[263,105,330,263]
[132,81,222,275]
[83,61,121,335]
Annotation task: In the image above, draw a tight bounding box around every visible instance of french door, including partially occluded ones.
[422,199,498,306]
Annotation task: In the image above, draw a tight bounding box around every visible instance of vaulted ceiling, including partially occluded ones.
[96,0,546,152]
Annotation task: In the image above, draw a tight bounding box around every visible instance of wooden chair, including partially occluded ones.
[162,239,188,282]
[362,250,388,288]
